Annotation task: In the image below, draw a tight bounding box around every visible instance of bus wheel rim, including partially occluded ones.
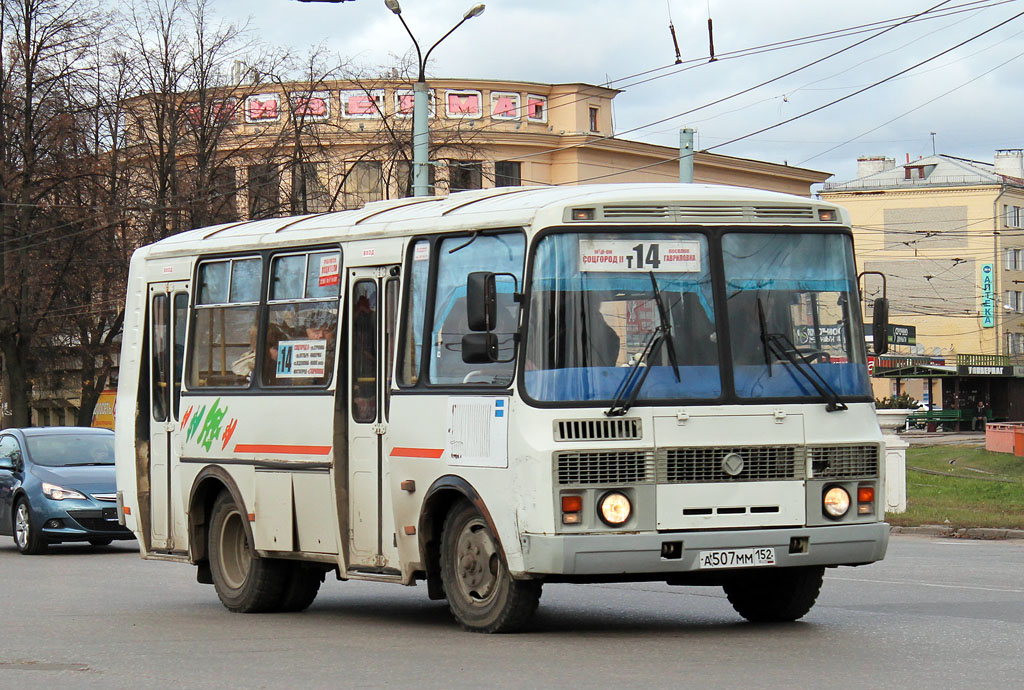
[219,509,251,590]
[455,517,499,605]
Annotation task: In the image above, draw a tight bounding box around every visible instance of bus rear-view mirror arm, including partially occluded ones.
[858,270,889,356]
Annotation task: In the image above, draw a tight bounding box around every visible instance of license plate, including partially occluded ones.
[697,547,775,569]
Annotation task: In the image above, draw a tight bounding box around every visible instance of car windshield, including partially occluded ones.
[25,434,115,467]
[523,231,720,403]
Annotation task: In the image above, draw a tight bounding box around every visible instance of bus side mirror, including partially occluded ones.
[872,297,889,355]
[466,272,496,332]
[462,332,499,363]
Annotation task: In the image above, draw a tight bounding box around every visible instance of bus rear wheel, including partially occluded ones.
[208,492,286,613]
[439,500,541,633]
[723,566,824,622]
[275,564,323,612]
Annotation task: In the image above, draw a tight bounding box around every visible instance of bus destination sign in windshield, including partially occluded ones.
[578,240,701,273]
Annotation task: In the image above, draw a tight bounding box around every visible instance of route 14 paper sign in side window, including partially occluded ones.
[578,240,701,272]
[318,254,339,287]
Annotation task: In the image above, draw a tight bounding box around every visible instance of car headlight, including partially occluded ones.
[598,491,631,526]
[42,482,87,501]
[823,486,851,518]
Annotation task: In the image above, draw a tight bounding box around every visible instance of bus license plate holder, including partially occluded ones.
[697,547,775,569]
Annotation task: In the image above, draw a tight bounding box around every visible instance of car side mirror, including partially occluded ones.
[0,457,13,471]
[872,297,889,356]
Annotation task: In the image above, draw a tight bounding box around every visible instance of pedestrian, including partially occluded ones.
[972,400,988,431]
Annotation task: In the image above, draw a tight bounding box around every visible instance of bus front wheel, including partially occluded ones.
[208,491,286,613]
[723,565,824,622]
[440,500,541,633]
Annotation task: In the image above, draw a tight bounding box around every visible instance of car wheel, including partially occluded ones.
[439,500,541,633]
[14,498,48,555]
[208,491,286,613]
[88,538,113,547]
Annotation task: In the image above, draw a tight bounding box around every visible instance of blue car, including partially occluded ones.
[0,427,134,554]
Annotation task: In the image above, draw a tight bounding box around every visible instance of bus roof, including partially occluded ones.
[138,183,844,259]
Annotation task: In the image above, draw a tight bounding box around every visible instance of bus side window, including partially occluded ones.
[398,239,430,386]
[151,293,170,421]
[189,258,261,388]
[429,232,524,386]
[264,249,341,387]
[385,276,399,418]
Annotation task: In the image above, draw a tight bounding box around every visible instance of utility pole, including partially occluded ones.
[679,128,694,183]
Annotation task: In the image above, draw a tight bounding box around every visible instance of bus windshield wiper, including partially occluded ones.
[649,272,681,384]
[756,298,847,413]
[605,273,680,417]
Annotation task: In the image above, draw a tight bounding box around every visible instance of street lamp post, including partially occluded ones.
[294,0,484,197]
[384,0,485,197]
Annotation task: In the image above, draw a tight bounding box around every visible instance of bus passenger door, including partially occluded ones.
[347,266,400,570]
[147,282,189,552]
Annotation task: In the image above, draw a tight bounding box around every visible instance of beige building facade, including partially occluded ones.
[159,77,830,222]
[821,151,1024,406]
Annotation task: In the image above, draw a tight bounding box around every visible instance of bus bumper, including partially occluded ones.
[518,522,889,577]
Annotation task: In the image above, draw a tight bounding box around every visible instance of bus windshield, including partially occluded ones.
[523,231,721,403]
[522,230,871,405]
[723,232,870,401]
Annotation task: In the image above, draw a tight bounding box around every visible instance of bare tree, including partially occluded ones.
[0,0,103,427]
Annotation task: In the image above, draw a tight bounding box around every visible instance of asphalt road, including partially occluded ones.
[0,534,1021,689]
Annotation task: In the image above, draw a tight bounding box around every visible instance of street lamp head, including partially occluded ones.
[464,3,485,19]
[384,0,402,15]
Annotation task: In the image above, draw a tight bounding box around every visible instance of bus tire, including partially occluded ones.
[275,564,322,612]
[440,500,541,633]
[723,565,824,623]
[208,492,286,613]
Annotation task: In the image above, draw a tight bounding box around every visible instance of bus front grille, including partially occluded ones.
[658,446,803,483]
[554,418,642,441]
[808,445,880,478]
[556,450,656,485]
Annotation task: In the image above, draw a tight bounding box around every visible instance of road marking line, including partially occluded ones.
[827,576,1024,594]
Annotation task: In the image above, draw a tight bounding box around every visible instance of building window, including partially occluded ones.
[342,161,383,208]
[210,165,238,224]
[399,160,435,198]
[589,107,599,133]
[247,164,280,219]
[1008,248,1024,271]
[1005,205,1023,228]
[291,162,329,214]
[1007,332,1024,355]
[449,161,482,191]
[495,161,522,187]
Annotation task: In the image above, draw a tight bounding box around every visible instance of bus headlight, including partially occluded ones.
[598,492,631,526]
[823,486,851,518]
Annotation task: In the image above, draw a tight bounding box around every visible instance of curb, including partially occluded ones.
[890,524,1024,540]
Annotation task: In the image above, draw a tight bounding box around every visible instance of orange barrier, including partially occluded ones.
[985,422,1022,454]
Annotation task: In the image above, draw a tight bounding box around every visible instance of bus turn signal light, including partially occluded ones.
[858,485,875,515]
[562,495,582,524]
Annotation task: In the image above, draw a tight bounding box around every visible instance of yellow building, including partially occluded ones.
[821,151,1024,412]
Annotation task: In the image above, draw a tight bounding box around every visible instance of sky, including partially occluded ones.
[203,0,1024,184]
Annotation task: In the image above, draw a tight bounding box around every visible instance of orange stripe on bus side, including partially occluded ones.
[389,447,444,459]
[233,444,332,455]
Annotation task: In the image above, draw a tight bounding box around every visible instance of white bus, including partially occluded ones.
[115,183,890,632]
